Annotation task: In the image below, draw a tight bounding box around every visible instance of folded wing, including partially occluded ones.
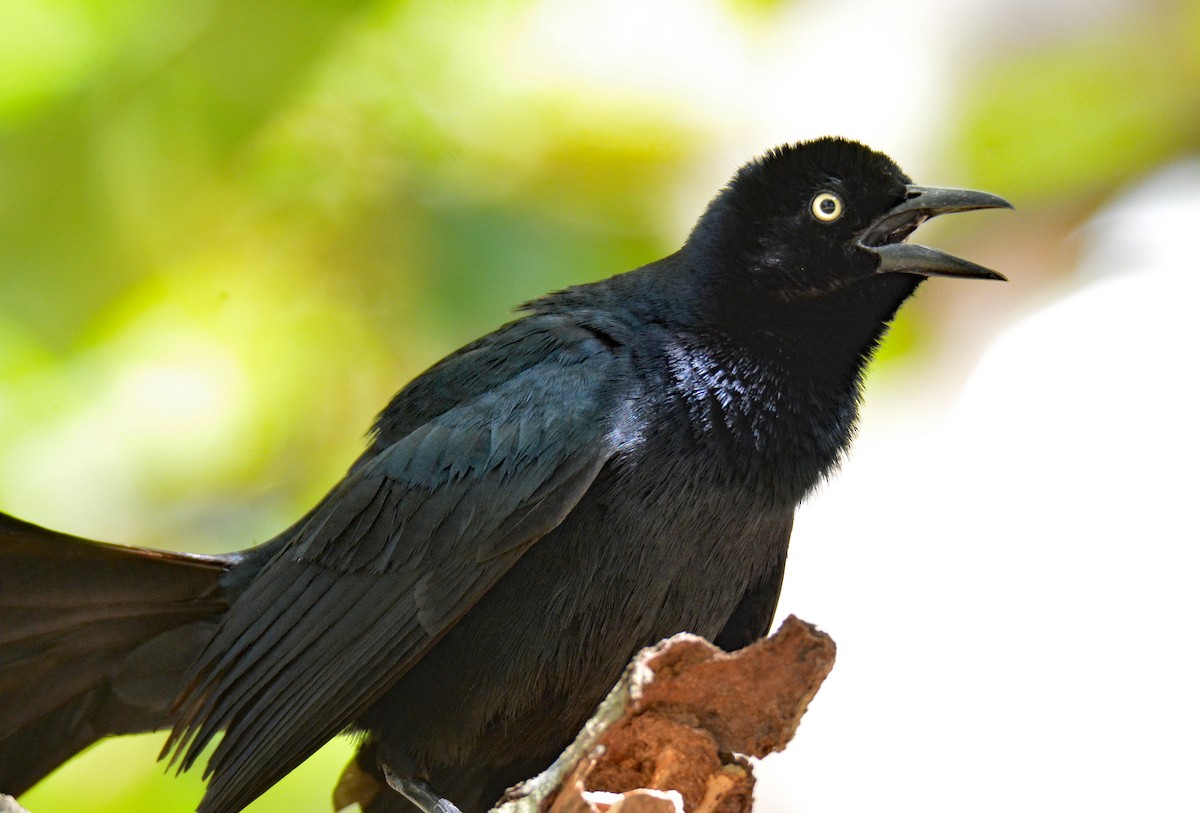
[166,322,632,813]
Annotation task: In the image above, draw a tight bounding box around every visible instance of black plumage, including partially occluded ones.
[0,137,1009,813]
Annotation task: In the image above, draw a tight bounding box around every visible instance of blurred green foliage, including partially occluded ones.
[959,1,1200,204]
[0,0,702,552]
[2,0,1198,811]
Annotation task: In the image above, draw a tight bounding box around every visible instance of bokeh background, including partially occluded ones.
[2,0,1198,811]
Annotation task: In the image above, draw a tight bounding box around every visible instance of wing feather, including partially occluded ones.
[165,320,632,813]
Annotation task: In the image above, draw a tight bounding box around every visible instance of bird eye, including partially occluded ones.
[810,191,843,222]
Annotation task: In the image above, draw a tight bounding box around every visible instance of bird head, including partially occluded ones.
[687,137,1010,304]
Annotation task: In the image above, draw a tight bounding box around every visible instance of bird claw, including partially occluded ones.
[381,766,464,813]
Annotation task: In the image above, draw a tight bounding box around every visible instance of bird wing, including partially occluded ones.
[166,322,632,813]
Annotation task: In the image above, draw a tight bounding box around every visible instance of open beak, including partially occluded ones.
[858,185,1012,281]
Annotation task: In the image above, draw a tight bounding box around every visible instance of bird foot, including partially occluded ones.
[381,766,463,813]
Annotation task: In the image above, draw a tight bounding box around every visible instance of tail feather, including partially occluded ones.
[0,670,161,795]
[0,512,236,796]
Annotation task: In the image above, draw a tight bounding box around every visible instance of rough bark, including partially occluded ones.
[497,615,836,813]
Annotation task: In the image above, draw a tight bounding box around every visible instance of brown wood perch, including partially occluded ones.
[495,615,835,813]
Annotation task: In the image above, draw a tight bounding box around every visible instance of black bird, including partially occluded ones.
[0,138,1008,813]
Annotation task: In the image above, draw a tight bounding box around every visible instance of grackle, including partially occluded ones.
[0,138,1009,813]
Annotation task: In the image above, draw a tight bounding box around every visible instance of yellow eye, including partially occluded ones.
[811,191,843,222]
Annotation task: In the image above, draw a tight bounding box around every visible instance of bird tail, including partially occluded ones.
[0,511,237,796]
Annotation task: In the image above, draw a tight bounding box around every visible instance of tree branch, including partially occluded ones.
[497,615,836,813]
